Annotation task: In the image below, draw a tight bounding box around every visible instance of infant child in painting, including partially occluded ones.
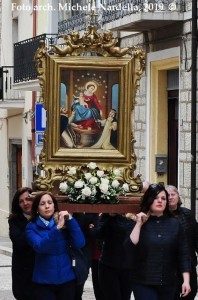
[74,92,88,108]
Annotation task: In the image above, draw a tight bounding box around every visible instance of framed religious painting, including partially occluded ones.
[47,56,133,163]
[33,26,145,203]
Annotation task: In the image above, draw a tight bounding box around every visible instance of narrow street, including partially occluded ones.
[0,253,15,300]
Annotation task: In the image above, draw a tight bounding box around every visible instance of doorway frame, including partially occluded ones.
[146,48,180,184]
[9,139,22,209]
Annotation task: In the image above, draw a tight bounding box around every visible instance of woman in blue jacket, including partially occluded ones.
[26,191,85,300]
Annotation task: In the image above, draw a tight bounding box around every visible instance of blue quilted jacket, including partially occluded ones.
[26,216,85,284]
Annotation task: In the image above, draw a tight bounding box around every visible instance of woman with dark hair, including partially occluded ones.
[8,187,35,300]
[166,185,198,300]
[25,191,85,300]
[126,184,191,300]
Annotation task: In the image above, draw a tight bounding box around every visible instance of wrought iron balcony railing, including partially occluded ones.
[58,0,185,34]
[0,66,24,101]
[14,34,58,83]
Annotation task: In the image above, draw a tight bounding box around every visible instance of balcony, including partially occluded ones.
[0,66,24,109]
[58,0,186,34]
[13,34,58,91]
[0,34,58,108]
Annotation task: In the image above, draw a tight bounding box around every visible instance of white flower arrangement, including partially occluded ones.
[59,162,129,204]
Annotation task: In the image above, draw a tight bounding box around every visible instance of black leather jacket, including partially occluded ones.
[125,214,191,286]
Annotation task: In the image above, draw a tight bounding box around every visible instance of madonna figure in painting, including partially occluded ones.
[83,82,102,118]
[67,82,104,147]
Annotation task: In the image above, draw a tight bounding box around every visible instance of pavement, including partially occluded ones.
[0,236,12,257]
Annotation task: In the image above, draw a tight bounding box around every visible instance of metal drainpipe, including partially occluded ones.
[190,0,197,217]
[31,0,37,168]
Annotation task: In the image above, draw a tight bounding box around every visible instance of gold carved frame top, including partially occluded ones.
[34,25,145,194]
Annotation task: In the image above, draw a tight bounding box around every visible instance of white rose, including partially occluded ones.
[123,183,129,192]
[112,179,120,188]
[59,182,68,193]
[84,172,92,180]
[101,178,109,185]
[113,168,121,176]
[89,176,98,185]
[97,170,104,177]
[99,182,109,194]
[91,187,97,196]
[74,180,84,189]
[67,167,77,175]
[87,162,97,170]
[82,186,92,198]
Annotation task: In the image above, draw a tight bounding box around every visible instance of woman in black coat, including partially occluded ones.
[126,184,191,300]
[8,187,35,300]
[166,185,198,300]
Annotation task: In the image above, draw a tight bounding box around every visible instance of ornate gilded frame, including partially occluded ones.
[33,25,145,193]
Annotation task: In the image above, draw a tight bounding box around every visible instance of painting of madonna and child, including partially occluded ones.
[60,69,119,150]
